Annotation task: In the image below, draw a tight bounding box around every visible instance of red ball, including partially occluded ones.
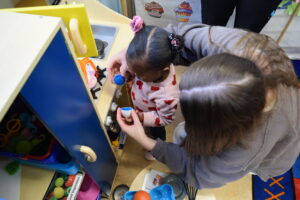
[65,175,76,187]
[133,191,151,200]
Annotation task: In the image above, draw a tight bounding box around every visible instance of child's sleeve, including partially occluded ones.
[142,88,179,127]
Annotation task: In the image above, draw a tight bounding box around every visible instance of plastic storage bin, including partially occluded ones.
[43,171,85,200]
[77,174,101,200]
[123,184,175,200]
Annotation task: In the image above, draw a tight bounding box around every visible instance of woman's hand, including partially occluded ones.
[107,48,128,83]
[117,108,157,151]
[293,0,300,3]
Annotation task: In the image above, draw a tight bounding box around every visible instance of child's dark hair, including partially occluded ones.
[180,53,266,156]
[126,25,184,71]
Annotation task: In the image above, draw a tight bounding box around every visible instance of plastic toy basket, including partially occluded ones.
[123,184,175,200]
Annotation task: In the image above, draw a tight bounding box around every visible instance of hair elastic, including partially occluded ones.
[169,33,179,47]
[130,16,144,33]
[168,33,183,55]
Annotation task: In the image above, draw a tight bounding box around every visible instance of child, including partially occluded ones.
[121,16,181,160]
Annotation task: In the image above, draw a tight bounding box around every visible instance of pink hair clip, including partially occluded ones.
[130,16,144,33]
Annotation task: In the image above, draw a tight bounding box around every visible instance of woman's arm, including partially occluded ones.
[117,108,249,189]
[151,139,249,189]
[164,23,249,64]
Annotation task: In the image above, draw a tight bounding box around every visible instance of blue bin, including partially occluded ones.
[123,184,175,200]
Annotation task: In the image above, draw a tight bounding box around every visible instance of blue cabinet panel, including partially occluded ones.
[20,30,117,193]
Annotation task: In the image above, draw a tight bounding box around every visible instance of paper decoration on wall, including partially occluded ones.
[278,0,300,16]
[174,1,193,22]
[135,0,201,27]
[145,1,164,18]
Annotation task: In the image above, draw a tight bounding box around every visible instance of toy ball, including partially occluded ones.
[53,187,65,199]
[114,74,125,86]
[65,187,72,196]
[15,140,33,154]
[65,175,76,187]
[49,197,58,200]
[133,191,151,200]
[55,177,64,187]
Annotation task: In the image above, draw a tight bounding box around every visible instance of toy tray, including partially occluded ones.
[0,138,56,161]
[12,140,79,175]
[43,171,85,200]
[123,184,175,200]
[24,140,73,164]
[17,156,80,175]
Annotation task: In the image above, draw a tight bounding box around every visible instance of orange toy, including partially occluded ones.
[78,57,97,89]
[133,191,151,200]
[0,119,22,148]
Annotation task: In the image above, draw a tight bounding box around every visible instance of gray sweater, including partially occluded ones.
[151,23,300,189]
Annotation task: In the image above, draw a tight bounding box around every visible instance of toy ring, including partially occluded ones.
[6,119,21,135]
[0,133,8,148]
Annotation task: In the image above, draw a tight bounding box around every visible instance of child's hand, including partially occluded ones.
[136,111,144,123]
[107,48,128,82]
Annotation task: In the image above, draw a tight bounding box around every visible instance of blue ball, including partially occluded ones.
[114,74,125,85]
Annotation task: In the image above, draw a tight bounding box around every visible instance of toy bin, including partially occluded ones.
[16,140,80,175]
[123,184,175,200]
[43,171,85,200]
[0,95,79,175]
[77,173,101,200]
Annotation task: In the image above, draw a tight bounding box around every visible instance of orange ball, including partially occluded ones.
[133,191,151,200]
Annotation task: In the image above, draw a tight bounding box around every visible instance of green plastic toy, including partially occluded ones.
[4,161,20,175]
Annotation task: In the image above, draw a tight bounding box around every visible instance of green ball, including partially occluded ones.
[53,187,65,199]
[65,187,72,196]
[49,197,58,200]
[15,140,33,154]
[55,177,64,187]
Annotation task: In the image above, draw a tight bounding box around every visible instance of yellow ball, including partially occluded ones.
[55,177,64,187]
[53,187,65,199]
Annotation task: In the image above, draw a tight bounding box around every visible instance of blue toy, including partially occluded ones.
[114,74,125,86]
[19,112,37,131]
[123,184,175,200]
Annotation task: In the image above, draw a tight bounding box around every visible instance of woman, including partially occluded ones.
[109,23,300,189]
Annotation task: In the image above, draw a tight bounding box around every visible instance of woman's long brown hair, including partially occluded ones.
[180,54,266,156]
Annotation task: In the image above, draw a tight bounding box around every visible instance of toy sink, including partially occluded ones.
[90,24,118,60]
